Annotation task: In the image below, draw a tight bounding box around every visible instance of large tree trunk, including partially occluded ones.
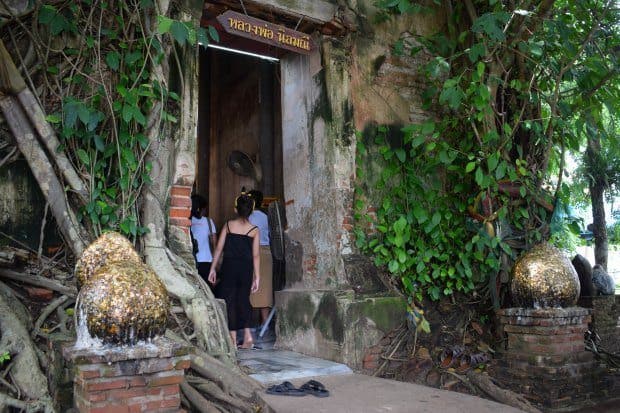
[587,134,609,269]
[140,0,236,364]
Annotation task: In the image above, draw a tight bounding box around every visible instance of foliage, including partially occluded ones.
[355,0,620,308]
[34,0,217,240]
[0,351,9,365]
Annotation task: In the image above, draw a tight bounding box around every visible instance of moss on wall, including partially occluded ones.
[278,293,316,337]
[313,292,345,342]
[348,296,406,334]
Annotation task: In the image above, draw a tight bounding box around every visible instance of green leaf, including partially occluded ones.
[157,15,173,34]
[45,114,62,124]
[395,148,406,163]
[76,149,90,166]
[466,161,476,173]
[472,12,510,42]
[208,25,220,43]
[468,43,486,62]
[487,152,499,172]
[106,51,120,71]
[170,21,189,44]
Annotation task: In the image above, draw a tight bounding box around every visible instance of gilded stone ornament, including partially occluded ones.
[75,232,142,287]
[511,243,580,308]
[79,260,169,344]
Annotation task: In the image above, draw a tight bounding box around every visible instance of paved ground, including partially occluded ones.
[239,331,525,413]
[259,373,526,413]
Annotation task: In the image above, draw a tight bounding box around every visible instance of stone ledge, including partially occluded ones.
[63,337,192,365]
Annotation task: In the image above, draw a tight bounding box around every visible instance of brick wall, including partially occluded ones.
[64,339,190,413]
[491,307,611,410]
[169,185,192,233]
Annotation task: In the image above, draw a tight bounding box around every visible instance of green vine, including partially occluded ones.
[35,0,218,240]
[354,0,618,314]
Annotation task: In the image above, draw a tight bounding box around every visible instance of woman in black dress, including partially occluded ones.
[208,193,260,348]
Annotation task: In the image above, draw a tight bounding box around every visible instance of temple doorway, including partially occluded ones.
[195,46,283,228]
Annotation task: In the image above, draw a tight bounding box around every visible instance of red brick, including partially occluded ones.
[87,391,107,402]
[170,185,192,197]
[78,367,102,380]
[148,371,184,387]
[144,396,180,410]
[161,384,180,396]
[169,217,191,227]
[175,359,190,370]
[90,405,129,413]
[78,377,128,392]
[169,207,191,219]
[107,387,149,401]
[171,195,191,208]
[129,376,147,387]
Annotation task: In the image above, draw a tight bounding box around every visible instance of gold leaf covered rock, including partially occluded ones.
[79,260,169,344]
[510,243,580,308]
[75,232,142,288]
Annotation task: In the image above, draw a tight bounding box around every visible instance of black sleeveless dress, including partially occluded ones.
[218,222,257,331]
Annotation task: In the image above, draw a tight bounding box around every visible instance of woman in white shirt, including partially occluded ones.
[190,194,217,293]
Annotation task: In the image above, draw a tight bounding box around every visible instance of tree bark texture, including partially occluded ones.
[587,134,609,270]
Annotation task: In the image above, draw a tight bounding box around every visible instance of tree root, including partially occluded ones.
[0,392,54,413]
[180,381,221,413]
[0,289,50,400]
[466,371,541,413]
[0,268,76,297]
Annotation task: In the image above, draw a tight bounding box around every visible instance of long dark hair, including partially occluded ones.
[235,193,255,219]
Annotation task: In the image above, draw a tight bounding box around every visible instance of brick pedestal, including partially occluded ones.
[490,307,611,411]
[63,337,190,413]
[578,295,620,354]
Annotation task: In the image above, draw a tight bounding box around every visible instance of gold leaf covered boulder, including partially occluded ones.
[79,260,169,344]
[510,243,580,308]
[75,232,142,288]
[75,232,169,345]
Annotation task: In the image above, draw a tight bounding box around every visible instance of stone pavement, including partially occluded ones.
[259,373,526,413]
[238,335,525,413]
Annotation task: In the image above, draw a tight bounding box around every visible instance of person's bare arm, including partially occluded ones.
[208,225,227,284]
[251,229,260,293]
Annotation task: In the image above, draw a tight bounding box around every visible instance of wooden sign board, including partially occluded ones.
[216,10,314,55]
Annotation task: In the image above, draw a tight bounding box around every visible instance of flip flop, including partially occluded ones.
[266,381,307,397]
[439,345,465,369]
[300,379,330,397]
[238,344,262,350]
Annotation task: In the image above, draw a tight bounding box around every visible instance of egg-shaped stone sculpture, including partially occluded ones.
[511,243,580,308]
[75,232,142,288]
[78,260,169,344]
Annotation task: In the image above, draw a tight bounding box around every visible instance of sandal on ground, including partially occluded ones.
[300,379,330,397]
[455,354,472,374]
[238,343,262,350]
[439,345,465,369]
[266,381,307,397]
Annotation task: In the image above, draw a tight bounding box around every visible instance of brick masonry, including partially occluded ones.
[169,185,192,234]
[490,307,612,411]
[63,338,190,413]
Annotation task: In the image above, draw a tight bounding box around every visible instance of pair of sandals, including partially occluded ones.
[439,346,490,373]
[266,380,330,397]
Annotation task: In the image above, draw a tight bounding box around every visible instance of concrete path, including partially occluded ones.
[260,373,526,413]
[240,330,524,412]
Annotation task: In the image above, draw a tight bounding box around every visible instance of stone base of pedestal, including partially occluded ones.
[63,337,190,413]
[490,307,612,411]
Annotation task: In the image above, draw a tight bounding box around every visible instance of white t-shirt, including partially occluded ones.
[249,210,270,246]
[190,216,216,263]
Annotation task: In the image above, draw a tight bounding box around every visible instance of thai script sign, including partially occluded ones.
[216,10,314,55]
